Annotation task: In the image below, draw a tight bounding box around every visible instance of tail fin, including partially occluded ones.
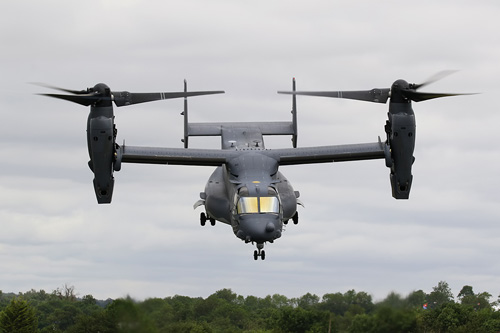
[292,78,298,148]
[182,79,189,148]
[180,79,298,149]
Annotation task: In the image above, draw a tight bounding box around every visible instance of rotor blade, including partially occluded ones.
[404,91,475,102]
[112,90,225,107]
[30,82,88,95]
[38,93,105,106]
[412,70,458,90]
[278,88,390,103]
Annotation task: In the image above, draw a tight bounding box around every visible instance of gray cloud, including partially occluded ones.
[1,0,499,302]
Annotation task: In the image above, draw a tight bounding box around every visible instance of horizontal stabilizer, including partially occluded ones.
[187,122,295,137]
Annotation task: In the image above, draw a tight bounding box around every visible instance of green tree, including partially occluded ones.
[371,306,417,333]
[320,292,347,315]
[243,295,260,312]
[406,290,426,309]
[458,285,474,300]
[420,302,470,332]
[193,295,223,320]
[211,289,238,303]
[105,297,157,333]
[427,280,454,308]
[435,302,470,331]
[321,290,373,315]
[210,302,249,332]
[351,291,374,313]
[6,286,500,332]
[19,290,54,305]
[379,291,405,308]
[458,285,493,310]
[349,313,375,333]
[0,297,38,333]
[296,293,320,310]
[139,298,174,330]
[475,292,493,310]
[190,290,252,331]
[42,302,81,332]
[0,292,15,311]
[277,306,327,333]
[165,295,197,322]
[67,311,114,333]
[266,294,290,308]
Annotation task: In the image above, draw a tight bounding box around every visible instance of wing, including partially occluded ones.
[121,146,238,166]
[121,141,385,167]
[263,142,386,165]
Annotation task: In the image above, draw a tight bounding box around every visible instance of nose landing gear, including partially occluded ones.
[253,243,266,260]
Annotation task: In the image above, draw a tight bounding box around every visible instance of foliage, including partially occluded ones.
[457,285,493,311]
[1,282,500,332]
[427,280,454,308]
[0,297,38,333]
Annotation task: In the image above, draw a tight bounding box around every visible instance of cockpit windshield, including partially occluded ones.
[237,196,279,214]
[260,197,280,213]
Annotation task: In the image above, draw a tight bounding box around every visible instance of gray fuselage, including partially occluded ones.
[201,146,298,246]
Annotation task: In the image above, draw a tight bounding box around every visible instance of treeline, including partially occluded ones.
[1,281,500,332]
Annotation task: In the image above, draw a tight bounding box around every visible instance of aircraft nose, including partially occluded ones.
[236,214,281,243]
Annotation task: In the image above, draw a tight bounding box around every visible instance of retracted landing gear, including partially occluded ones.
[253,243,266,260]
[200,212,216,226]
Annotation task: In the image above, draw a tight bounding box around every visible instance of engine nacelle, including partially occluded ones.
[385,111,416,199]
[87,114,116,204]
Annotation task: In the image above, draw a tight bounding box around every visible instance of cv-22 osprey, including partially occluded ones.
[38,72,470,259]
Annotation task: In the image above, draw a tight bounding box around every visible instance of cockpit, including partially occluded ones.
[236,186,280,215]
[237,196,280,214]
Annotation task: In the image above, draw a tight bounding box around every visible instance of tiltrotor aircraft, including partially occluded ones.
[38,72,469,260]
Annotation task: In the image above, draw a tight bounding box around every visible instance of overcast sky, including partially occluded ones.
[1,0,499,302]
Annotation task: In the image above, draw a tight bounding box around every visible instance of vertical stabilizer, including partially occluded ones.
[292,78,298,148]
[182,80,189,148]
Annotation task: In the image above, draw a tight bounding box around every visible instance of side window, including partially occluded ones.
[268,187,278,195]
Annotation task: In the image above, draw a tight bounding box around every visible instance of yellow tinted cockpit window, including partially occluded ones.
[260,197,279,213]
[237,196,279,214]
[237,197,259,214]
